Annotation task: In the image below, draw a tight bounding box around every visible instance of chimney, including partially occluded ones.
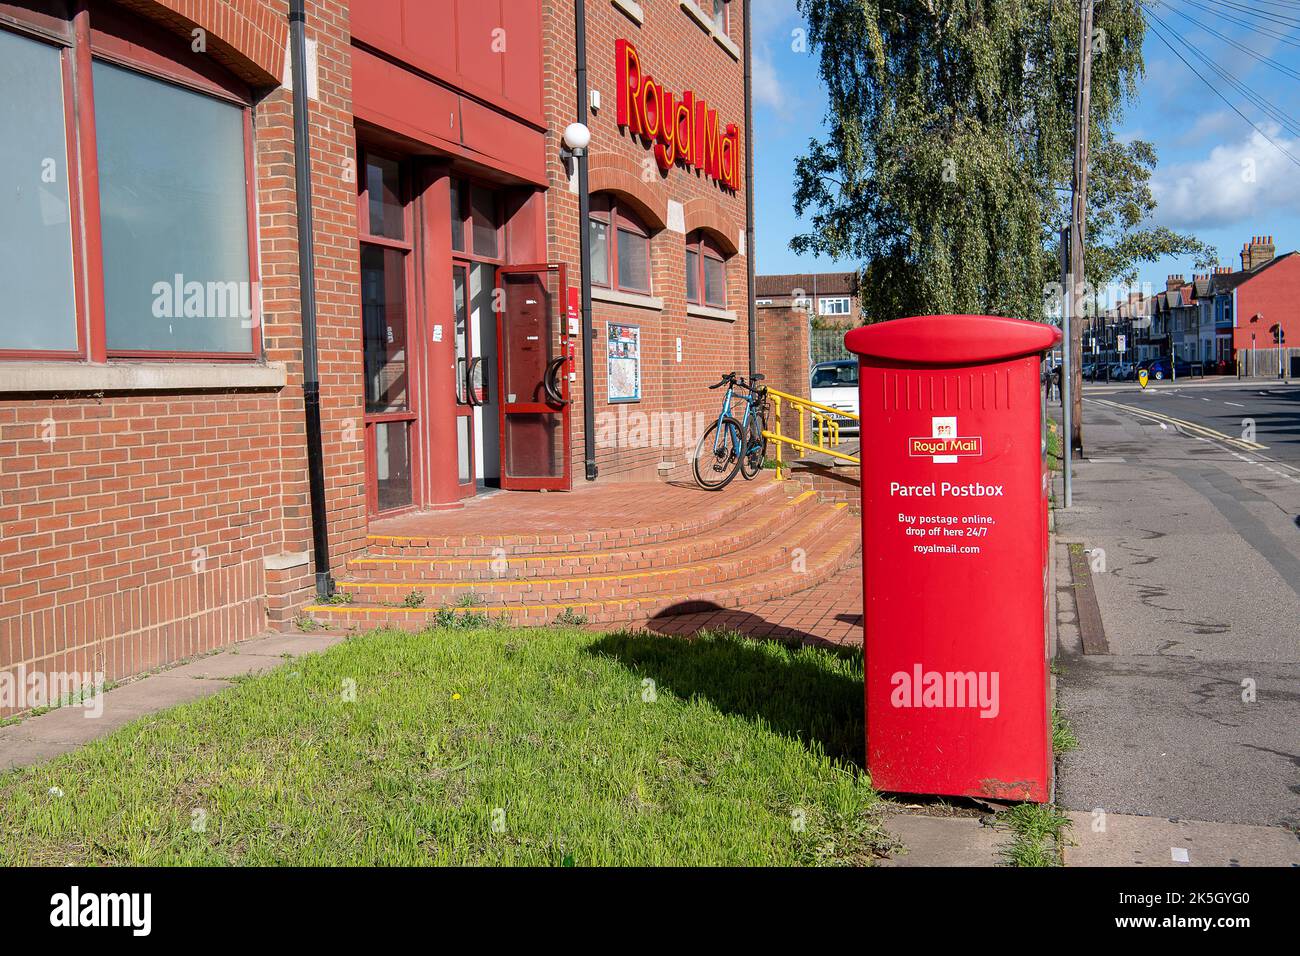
[1215,266,1232,275]
[1241,235,1276,271]
[1165,274,1184,293]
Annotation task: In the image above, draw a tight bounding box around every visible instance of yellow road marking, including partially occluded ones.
[1092,399,1267,451]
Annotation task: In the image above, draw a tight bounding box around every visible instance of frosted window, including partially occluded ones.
[0,30,76,350]
[94,61,252,352]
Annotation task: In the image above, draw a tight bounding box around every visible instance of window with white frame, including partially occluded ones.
[818,296,851,317]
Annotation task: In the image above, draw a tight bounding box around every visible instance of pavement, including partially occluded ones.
[0,633,345,770]
[1051,379,1300,865]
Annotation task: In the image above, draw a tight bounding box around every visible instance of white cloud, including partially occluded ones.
[1175,110,1238,147]
[752,42,786,112]
[1151,123,1300,229]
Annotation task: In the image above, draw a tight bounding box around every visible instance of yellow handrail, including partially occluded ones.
[762,386,860,478]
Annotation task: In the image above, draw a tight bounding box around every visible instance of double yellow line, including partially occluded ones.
[1091,398,1268,452]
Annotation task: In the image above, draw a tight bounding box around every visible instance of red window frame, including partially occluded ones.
[0,1,260,364]
[590,194,652,295]
[357,146,422,518]
[686,231,727,308]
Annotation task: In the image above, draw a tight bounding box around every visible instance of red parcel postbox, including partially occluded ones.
[844,314,1061,803]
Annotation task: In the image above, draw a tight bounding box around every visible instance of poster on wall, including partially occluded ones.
[607,322,641,403]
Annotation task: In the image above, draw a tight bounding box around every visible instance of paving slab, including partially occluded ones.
[230,633,347,657]
[879,812,1008,867]
[0,631,342,771]
[1064,811,1300,867]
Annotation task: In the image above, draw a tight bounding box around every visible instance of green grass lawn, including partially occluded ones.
[0,627,882,866]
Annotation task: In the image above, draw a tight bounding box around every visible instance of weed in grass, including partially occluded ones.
[432,608,509,630]
[993,803,1071,867]
[0,626,882,866]
[402,590,426,609]
[1052,708,1079,755]
[554,607,589,627]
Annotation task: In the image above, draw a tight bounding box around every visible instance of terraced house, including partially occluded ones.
[0,0,863,713]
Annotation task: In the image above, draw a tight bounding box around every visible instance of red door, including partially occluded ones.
[496,264,571,490]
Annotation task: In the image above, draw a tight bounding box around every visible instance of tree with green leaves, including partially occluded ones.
[790,0,1211,323]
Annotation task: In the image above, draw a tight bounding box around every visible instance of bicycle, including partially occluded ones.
[692,371,769,490]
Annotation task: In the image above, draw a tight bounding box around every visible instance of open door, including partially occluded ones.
[495,264,571,491]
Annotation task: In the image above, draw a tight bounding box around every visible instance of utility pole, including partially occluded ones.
[1068,0,1095,460]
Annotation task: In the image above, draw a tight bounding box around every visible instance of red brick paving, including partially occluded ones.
[646,560,863,648]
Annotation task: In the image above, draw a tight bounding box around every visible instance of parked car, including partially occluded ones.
[1108,361,1136,381]
[810,360,860,435]
[1140,356,1192,380]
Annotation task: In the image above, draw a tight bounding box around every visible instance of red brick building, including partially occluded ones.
[0,0,753,713]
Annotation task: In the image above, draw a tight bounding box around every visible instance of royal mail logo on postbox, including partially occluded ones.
[908,416,982,463]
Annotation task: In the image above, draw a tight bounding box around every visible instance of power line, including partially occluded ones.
[1146,3,1300,137]
[1161,0,1300,81]
[1194,0,1300,31]
[1173,0,1300,49]
[1141,9,1300,168]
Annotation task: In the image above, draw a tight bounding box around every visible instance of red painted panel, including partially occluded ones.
[460,97,545,179]
[352,44,461,151]
[454,0,502,96]
[500,0,542,117]
[354,0,404,49]
[397,0,457,79]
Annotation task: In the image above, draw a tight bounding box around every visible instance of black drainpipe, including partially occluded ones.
[575,0,598,481]
[743,0,757,378]
[289,0,333,598]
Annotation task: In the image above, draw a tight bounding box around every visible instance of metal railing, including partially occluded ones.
[763,387,860,479]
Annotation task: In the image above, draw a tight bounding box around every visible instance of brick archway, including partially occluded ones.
[587,153,667,231]
[682,197,740,255]
[114,0,288,86]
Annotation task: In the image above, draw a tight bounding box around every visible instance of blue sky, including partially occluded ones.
[751,0,1300,301]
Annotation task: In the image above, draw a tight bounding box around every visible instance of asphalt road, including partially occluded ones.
[1052,385,1300,828]
[1083,379,1300,466]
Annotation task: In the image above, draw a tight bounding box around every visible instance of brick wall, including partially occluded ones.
[757,306,810,402]
[542,0,752,483]
[1233,253,1300,356]
[0,0,364,716]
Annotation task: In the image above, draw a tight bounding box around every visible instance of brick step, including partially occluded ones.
[344,487,825,582]
[332,501,849,605]
[361,477,787,557]
[303,505,861,631]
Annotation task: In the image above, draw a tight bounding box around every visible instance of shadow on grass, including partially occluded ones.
[588,606,865,768]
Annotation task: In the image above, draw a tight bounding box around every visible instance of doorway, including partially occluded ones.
[358,151,419,516]
[497,264,571,490]
[449,178,505,496]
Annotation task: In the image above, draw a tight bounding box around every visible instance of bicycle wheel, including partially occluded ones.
[740,411,767,480]
[693,416,744,490]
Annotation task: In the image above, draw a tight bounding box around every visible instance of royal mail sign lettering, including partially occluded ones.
[615,39,742,191]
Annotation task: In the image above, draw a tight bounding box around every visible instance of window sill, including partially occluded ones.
[612,0,644,25]
[687,303,737,322]
[592,286,664,312]
[680,1,739,60]
[0,361,288,395]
